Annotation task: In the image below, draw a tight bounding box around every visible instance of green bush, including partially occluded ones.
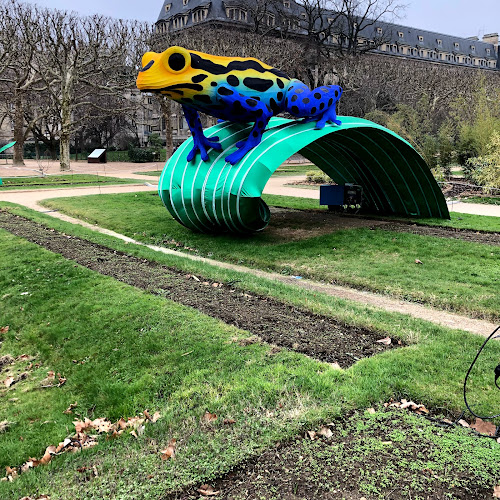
[128,148,156,163]
[466,131,500,189]
[305,170,331,184]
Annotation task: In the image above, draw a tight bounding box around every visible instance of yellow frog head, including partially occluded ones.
[136,46,201,99]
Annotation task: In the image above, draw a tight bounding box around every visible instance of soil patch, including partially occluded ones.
[266,207,388,241]
[0,210,397,368]
[267,208,500,246]
[171,409,497,500]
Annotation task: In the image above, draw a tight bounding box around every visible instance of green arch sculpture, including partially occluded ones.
[158,117,449,233]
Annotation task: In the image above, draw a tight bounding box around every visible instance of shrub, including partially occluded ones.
[128,148,156,163]
[306,170,332,184]
[466,131,500,189]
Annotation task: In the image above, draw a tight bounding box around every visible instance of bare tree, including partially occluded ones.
[35,7,150,170]
[0,0,48,165]
[331,0,404,57]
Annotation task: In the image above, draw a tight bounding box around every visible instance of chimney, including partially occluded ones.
[482,33,499,54]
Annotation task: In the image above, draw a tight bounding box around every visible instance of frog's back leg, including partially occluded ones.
[284,81,343,129]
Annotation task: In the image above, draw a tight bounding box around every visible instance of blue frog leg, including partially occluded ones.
[182,105,222,162]
[215,85,273,165]
[284,81,343,129]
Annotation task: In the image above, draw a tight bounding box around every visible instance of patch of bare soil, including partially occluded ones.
[0,210,397,368]
[266,207,388,241]
[171,410,496,500]
[267,207,500,246]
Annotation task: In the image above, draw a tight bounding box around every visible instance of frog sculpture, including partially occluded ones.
[136,46,343,165]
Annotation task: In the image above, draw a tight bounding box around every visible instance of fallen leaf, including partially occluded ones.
[471,417,497,436]
[197,484,220,496]
[151,411,161,423]
[202,411,217,423]
[0,420,10,432]
[0,326,9,334]
[223,418,236,425]
[458,419,470,428]
[366,408,376,414]
[376,337,392,345]
[415,259,423,264]
[318,426,333,438]
[493,485,500,498]
[47,371,55,380]
[3,377,14,388]
[130,430,138,439]
[63,402,78,414]
[160,438,176,460]
[306,430,316,440]
[57,377,66,387]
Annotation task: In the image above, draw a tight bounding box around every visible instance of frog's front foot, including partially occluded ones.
[187,134,222,162]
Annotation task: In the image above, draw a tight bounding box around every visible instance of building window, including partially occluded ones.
[183,0,188,5]
[300,12,306,19]
[283,0,290,7]
[418,35,423,42]
[470,45,475,53]
[265,13,276,26]
[165,3,171,12]
[376,27,382,34]
[398,31,404,38]
[454,42,459,49]
[226,7,247,21]
[437,39,442,46]
[486,48,491,55]
[192,8,208,23]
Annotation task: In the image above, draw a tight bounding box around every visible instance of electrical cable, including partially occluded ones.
[463,325,500,420]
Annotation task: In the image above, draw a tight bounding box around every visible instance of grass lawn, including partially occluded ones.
[40,192,500,321]
[462,196,500,206]
[270,163,317,176]
[133,170,163,176]
[0,174,139,190]
[1,222,499,498]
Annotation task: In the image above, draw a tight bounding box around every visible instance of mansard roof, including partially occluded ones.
[156,0,498,68]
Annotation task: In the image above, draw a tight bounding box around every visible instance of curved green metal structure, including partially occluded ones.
[158,117,449,233]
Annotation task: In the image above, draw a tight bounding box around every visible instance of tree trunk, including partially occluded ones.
[158,96,173,158]
[59,89,72,171]
[13,90,25,166]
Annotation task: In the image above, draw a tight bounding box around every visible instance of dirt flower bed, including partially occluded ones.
[172,409,500,500]
[0,211,399,367]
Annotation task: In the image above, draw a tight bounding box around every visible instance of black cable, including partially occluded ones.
[463,325,500,420]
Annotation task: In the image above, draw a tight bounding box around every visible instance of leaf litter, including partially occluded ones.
[2,410,161,482]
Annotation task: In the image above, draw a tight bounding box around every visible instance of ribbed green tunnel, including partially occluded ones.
[158,116,449,233]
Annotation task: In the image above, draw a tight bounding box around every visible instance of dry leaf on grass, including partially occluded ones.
[160,438,176,460]
[0,421,10,433]
[306,430,316,440]
[376,337,392,345]
[201,411,217,423]
[197,484,220,496]
[458,419,470,428]
[63,402,78,414]
[366,408,376,414]
[415,259,423,264]
[471,418,497,436]
[223,418,236,425]
[0,326,9,335]
[3,376,15,388]
[318,426,333,438]
[493,485,500,498]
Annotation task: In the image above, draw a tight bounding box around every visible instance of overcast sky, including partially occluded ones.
[31,0,499,39]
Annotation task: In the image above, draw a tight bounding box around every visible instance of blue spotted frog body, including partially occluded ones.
[137,46,343,165]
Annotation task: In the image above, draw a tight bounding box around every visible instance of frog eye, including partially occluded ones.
[162,46,191,74]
